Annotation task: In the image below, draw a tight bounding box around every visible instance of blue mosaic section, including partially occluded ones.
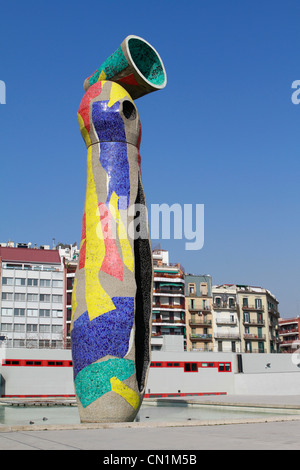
[92,100,130,209]
[71,297,135,379]
[74,358,135,408]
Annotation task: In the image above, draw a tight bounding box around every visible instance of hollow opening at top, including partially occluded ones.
[128,38,166,87]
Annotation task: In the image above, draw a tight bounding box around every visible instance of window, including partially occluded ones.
[52,309,63,318]
[219,363,231,372]
[255,298,262,309]
[15,278,26,286]
[200,283,208,296]
[39,324,50,333]
[1,308,13,316]
[215,297,221,306]
[52,280,63,288]
[27,293,38,302]
[39,309,50,317]
[27,309,38,317]
[2,277,13,285]
[14,324,25,332]
[1,323,12,331]
[2,292,13,301]
[27,324,38,332]
[243,312,250,323]
[190,299,195,309]
[28,278,38,287]
[52,295,63,303]
[52,325,63,334]
[15,293,26,301]
[14,308,25,316]
[257,312,263,323]
[243,297,248,307]
[189,283,195,294]
[229,297,235,308]
[184,363,198,372]
[40,294,50,302]
[40,279,51,287]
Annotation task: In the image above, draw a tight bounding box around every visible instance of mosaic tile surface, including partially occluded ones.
[72,36,166,423]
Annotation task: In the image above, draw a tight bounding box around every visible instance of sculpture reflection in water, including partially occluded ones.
[71,35,167,422]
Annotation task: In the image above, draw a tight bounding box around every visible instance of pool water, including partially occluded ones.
[0,402,294,426]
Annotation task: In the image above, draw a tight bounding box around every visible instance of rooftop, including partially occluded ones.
[0,246,61,265]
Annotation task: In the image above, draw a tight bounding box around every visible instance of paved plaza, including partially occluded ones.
[0,395,300,450]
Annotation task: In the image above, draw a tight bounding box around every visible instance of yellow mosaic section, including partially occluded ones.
[85,146,115,320]
[77,113,91,148]
[108,81,133,108]
[109,191,134,273]
[70,278,78,328]
[110,376,140,410]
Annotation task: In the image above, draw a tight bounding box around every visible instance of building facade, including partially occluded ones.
[237,285,281,354]
[185,274,213,352]
[152,249,185,351]
[212,285,241,353]
[0,244,65,348]
[57,243,79,349]
[279,316,300,353]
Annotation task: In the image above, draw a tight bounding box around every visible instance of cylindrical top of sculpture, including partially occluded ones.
[71,36,166,423]
[84,35,167,100]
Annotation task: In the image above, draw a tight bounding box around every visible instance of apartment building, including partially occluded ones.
[212,284,241,353]
[237,285,280,354]
[152,249,185,350]
[0,243,65,348]
[57,243,79,348]
[185,274,213,352]
[279,317,300,353]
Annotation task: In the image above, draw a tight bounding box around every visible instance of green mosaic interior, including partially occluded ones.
[128,38,165,86]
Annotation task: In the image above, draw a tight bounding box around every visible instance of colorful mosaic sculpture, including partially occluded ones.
[71,36,167,422]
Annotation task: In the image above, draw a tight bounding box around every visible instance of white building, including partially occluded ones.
[0,244,65,348]
[151,249,185,351]
[212,284,241,353]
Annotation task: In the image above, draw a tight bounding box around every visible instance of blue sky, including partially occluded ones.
[1,0,300,317]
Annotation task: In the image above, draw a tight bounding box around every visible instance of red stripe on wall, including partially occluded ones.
[144,392,227,398]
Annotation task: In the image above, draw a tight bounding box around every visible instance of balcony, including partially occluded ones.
[216,318,237,326]
[153,303,185,311]
[154,287,184,295]
[153,271,184,280]
[243,319,265,327]
[244,349,266,354]
[190,347,213,352]
[188,306,211,313]
[280,328,299,335]
[213,303,237,310]
[190,334,212,342]
[189,318,212,327]
[242,305,264,311]
[152,318,185,325]
[214,332,240,340]
[244,333,266,341]
[268,307,279,317]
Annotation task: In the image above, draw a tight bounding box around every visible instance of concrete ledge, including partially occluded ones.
[0,414,300,433]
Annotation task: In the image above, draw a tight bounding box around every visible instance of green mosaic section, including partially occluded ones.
[89,46,129,86]
[128,38,165,86]
[74,358,135,408]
